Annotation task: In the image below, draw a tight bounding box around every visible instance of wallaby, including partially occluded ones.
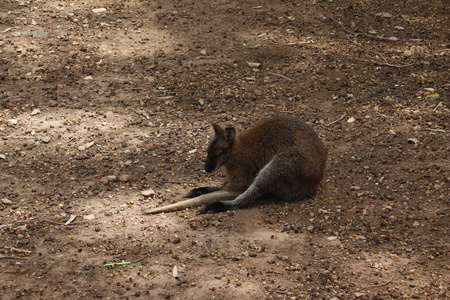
[144,115,327,214]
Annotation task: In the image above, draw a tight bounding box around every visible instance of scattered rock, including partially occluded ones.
[2,198,13,205]
[78,141,95,151]
[142,189,155,197]
[30,109,41,116]
[247,62,261,68]
[40,136,51,143]
[83,214,96,220]
[15,225,27,232]
[107,175,118,182]
[172,265,179,278]
[7,119,18,126]
[375,12,393,18]
[99,176,110,184]
[92,8,107,13]
[118,174,132,182]
[12,32,21,37]
[32,30,48,38]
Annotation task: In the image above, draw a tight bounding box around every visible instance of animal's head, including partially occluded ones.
[204,123,236,173]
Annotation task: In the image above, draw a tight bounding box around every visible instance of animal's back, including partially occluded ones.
[226,116,327,195]
[238,116,324,163]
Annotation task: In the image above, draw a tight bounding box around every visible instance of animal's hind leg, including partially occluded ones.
[205,158,282,212]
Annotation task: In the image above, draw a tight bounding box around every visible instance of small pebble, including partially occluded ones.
[41,136,51,143]
[375,12,392,18]
[92,8,107,13]
[32,30,48,38]
[7,119,18,125]
[118,174,131,182]
[2,198,13,205]
[142,189,155,197]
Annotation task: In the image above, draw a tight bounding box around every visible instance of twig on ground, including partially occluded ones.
[433,102,443,111]
[348,38,414,68]
[369,61,414,68]
[315,3,399,42]
[351,40,390,64]
[285,41,314,46]
[423,128,446,133]
[116,88,144,92]
[132,255,150,264]
[269,72,293,81]
[316,3,412,67]
[3,247,32,254]
[364,274,395,288]
[42,219,91,226]
[326,113,346,126]
[0,256,29,260]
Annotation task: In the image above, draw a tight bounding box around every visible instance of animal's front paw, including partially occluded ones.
[184,187,216,198]
[184,188,204,198]
[202,201,228,213]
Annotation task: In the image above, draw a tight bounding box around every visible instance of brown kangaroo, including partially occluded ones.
[144,115,327,214]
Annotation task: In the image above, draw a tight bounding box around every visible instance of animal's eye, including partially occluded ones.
[215,149,222,156]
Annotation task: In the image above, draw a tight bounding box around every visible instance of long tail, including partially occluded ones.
[143,191,241,214]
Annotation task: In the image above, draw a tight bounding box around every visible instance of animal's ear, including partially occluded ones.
[225,127,236,144]
[211,123,225,136]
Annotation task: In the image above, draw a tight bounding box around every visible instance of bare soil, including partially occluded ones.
[1,0,449,299]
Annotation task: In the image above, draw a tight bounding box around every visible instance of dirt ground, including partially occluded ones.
[0,0,449,299]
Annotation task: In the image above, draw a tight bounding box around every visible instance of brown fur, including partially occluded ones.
[207,115,326,203]
[144,115,327,214]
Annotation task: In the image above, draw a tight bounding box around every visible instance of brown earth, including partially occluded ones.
[0,0,449,299]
